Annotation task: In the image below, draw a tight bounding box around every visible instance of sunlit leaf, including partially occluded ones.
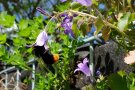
[0,12,15,27]
[117,13,131,32]
[13,37,26,46]
[19,27,31,37]
[92,0,98,5]
[127,0,131,6]
[118,71,126,78]
[9,54,28,70]
[19,19,28,30]
[130,86,135,90]
[0,34,7,44]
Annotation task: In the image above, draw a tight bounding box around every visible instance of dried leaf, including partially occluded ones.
[102,27,111,41]
[94,17,104,35]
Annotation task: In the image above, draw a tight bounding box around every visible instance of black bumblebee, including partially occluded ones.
[33,45,59,64]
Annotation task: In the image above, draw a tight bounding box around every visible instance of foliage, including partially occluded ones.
[0,0,135,89]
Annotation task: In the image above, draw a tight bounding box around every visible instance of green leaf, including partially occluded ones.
[130,86,135,90]
[9,54,28,70]
[108,73,128,90]
[70,2,82,10]
[118,70,126,77]
[128,73,135,90]
[19,27,31,37]
[0,34,7,44]
[92,0,98,5]
[128,13,135,23]
[72,19,82,38]
[72,23,80,38]
[79,21,88,36]
[56,1,70,11]
[125,30,135,44]
[47,21,57,34]
[94,17,104,35]
[117,13,131,32]
[13,37,26,46]
[19,19,29,30]
[0,46,5,57]
[0,12,15,27]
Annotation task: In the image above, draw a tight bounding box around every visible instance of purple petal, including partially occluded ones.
[64,29,69,34]
[60,0,67,2]
[73,14,78,17]
[69,30,75,38]
[74,58,91,76]
[60,13,68,17]
[74,68,81,73]
[35,31,48,46]
[77,63,91,76]
[74,0,92,6]
[63,16,73,23]
[83,58,89,64]
[61,22,73,34]
[61,14,75,38]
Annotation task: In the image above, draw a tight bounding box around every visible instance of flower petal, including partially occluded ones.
[77,62,91,76]
[83,58,89,64]
[35,31,48,46]
[74,0,92,6]
[74,68,81,73]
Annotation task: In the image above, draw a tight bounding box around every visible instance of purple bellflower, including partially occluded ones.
[35,31,48,46]
[61,14,75,38]
[74,58,91,76]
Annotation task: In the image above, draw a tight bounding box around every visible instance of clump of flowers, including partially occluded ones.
[60,13,77,38]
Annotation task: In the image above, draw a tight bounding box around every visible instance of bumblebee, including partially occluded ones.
[33,45,59,64]
[26,31,60,73]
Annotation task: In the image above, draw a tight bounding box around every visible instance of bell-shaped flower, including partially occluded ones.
[35,31,48,46]
[74,58,91,76]
[74,0,92,6]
